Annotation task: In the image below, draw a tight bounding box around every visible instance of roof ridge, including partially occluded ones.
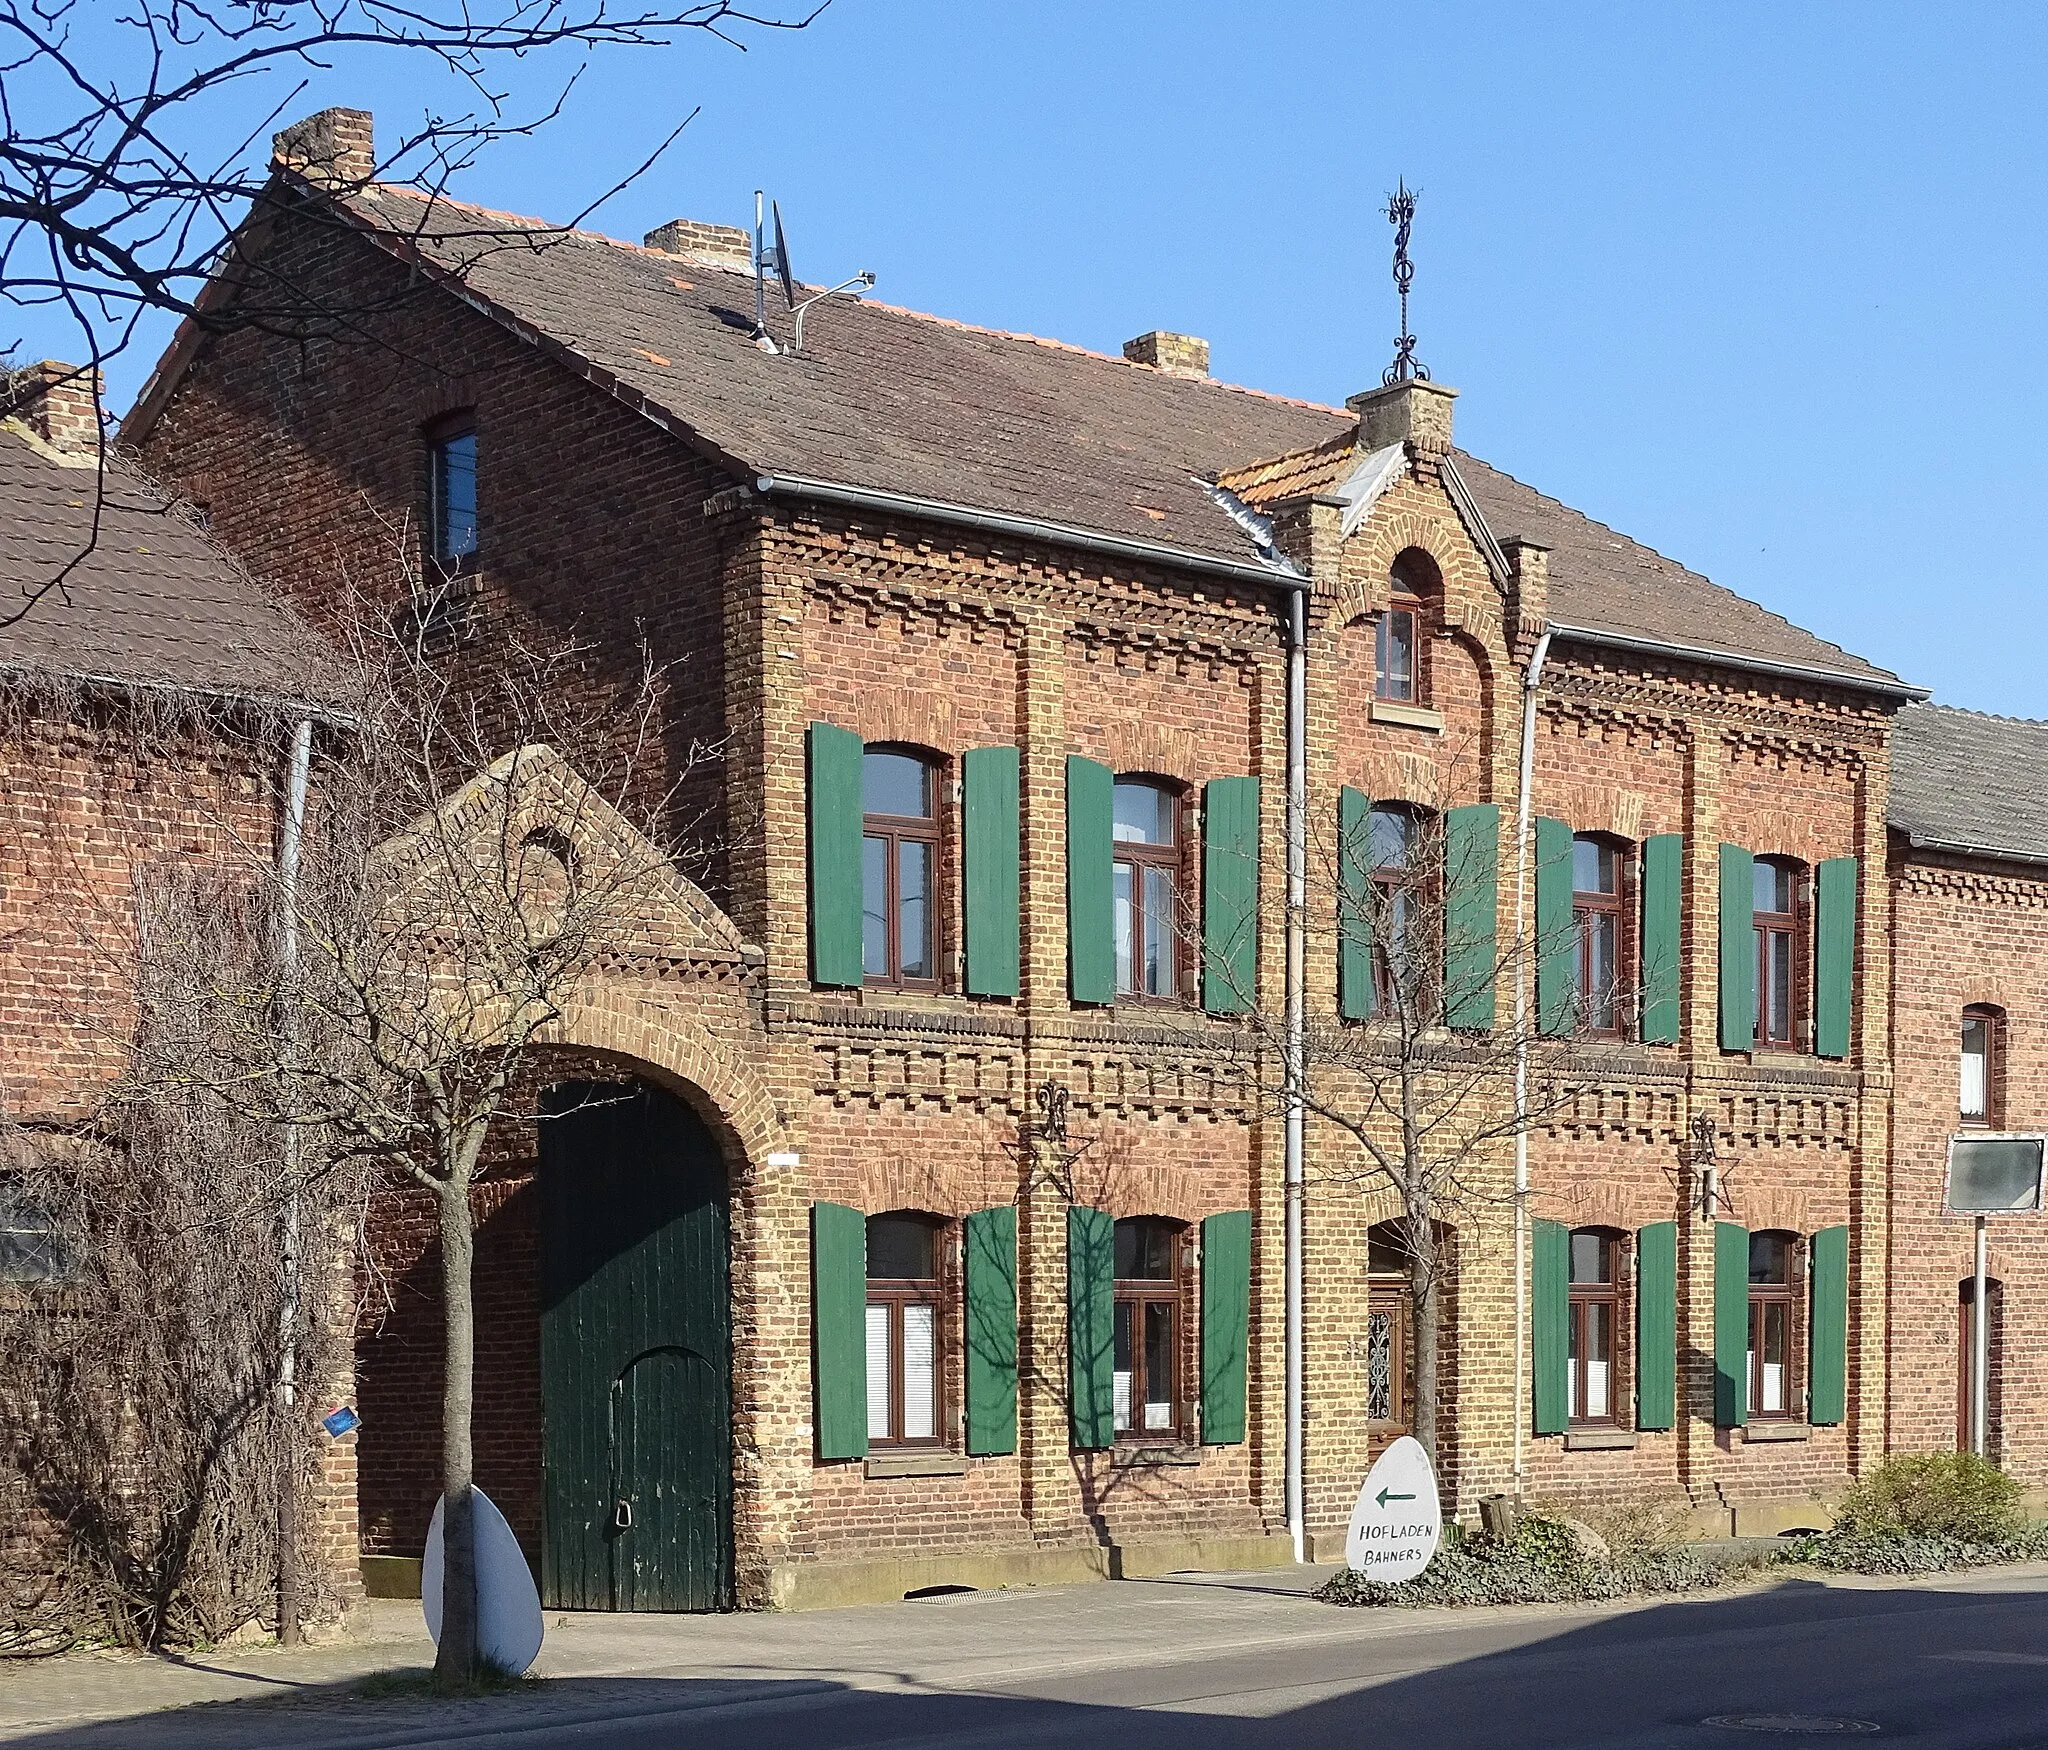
[1909,701,2048,728]
[360,184,1353,418]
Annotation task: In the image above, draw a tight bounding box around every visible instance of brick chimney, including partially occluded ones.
[1499,536,1551,636]
[1123,330,1210,379]
[643,218,754,271]
[4,361,104,454]
[1347,378,1457,459]
[271,108,375,188]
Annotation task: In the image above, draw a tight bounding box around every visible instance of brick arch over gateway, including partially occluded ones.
[537,991,783,1175]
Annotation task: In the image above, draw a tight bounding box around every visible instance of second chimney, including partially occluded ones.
[271,108,375,188]
[643,218,754,271]
[1123,330,1210,379]
[3,361,104,454]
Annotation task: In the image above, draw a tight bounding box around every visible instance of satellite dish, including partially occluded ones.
[772,200,797,311]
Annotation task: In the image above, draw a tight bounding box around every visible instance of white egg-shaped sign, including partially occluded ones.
[422,1485,545,1675]
[1344,1434,1442,1582]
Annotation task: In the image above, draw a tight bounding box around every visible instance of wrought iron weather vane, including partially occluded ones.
[1383,179,1429,387]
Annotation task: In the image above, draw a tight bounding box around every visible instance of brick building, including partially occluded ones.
[0,361,350,1588]
[113,108,2048,1608]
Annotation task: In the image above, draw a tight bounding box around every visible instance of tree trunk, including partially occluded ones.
[276,1406,302,1645]
[1410,1219,1440,1470]
[433,1180,479,1687]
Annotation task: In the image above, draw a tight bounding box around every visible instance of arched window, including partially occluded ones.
[1752,858,1804,1050]
[1961,1006,2002,1128]
[1747,1230,1800,1419]
[1572,835,1627,1037]
[1376,550,1438,705]
[1113,779,1181,1000]
[1568,1228,1623,1425]
[863,748,940,988]
[866,1211,946,1446]
[1112,1216,1185,1438]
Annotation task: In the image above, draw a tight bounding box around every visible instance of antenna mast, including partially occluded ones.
[752,189,778,354]
[1382,179,1429,387]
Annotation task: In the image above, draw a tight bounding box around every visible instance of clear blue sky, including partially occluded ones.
[40,2,2048,715]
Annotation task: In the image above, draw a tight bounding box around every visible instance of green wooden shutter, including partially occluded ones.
[1635,1221,1678,1431]
[964,1204,1019,1455]
[1200,1210,1252,1444]
[1714,1220,1750,1428]
[1815,857,1857,1060]
[807,723,865,988]
[1444,803,1500,1030]
[1066,756,1114,1005]
[1338,787,1375,1020]
[1067,1205,1114,1448]
[1532,1218,1569,1435]
[811,1201,868,1459]
[1809,1224,1849,1426]
[1202,776,1261,1014]
[1534,816,1575,1037]
[963,746,1022,999]
[1718,843,1756,1052]
[1640,834,1683,1045]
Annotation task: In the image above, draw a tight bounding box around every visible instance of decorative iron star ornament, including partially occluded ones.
[1383,179,1429,387]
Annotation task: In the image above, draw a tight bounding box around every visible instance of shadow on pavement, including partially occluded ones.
[9,1571,2048,1749]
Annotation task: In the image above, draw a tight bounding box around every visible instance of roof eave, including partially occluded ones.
[1898,828,2048,870]
[753,472,1308,591]
[1548,620,1928,702]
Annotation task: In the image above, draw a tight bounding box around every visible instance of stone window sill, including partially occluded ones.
[1565,1428,1639,1451]
[1369,700,1445,732]
[1741,1421,1811,1443]
[1108,1443,1203,1469]
[865,1449,968,1479]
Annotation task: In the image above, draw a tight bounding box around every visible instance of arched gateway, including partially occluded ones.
[350,747,775,1614]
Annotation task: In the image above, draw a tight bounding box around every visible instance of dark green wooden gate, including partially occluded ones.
[539,1080,731,1611]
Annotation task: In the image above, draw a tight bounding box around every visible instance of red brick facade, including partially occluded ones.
[93,148,2046,1610]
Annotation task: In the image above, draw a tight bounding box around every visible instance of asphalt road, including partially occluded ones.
[15,1567,2048,1749]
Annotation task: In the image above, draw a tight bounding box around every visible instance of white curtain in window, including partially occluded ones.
[1585,1358,1609,1420]
[865,1303,891,1440]
[901,1303,936,1440]
[1962,1048,1988,1119]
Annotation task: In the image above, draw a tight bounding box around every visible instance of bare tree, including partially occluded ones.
[0,0,821,616]
[47,559,716,1681]
[1203,756,1615,1469]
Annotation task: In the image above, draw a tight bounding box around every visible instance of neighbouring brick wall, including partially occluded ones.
[1889,844,2048,1480]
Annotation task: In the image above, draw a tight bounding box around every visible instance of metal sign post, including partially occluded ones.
[1943,1133,2046,1459]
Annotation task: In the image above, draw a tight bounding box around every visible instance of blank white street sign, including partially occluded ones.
[422,1485,544,1675]
[1344,1434,1442,1582]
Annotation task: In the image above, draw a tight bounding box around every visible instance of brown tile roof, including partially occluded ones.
[296,186,1906,689]
[1889,704,2048,864]
[0,424,322,703]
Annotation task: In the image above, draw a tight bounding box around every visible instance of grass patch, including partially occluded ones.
[354,1661,542,1700]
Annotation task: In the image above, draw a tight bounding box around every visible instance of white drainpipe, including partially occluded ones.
[1511,629,1553,1493]
[1284,586,1307,1562]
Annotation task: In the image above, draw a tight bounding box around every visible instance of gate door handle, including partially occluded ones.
[612,1498,633,1531]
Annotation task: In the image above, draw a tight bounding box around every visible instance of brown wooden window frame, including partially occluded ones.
[1375,552,1437,705]
[1572,834,1631,1041]
[1112,777,1185,1005]
[1961,1005,2002,1129]
[1747,1229,1802,1421]
[1112,1215,1188,1444]
[865,1210,949,1449]
[862,746,943,992]
[1567,1227,1626,1427]
[1752,857,1806,1052]
[1364,1222,1415,1443]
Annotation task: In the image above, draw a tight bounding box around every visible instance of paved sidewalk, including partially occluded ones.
[8,1560,2048,1749]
